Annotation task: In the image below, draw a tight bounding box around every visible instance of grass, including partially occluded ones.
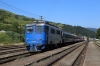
[16,56,25,60]
[0,42,24,46]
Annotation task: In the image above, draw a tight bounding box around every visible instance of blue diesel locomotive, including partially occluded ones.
[24,20,84,52]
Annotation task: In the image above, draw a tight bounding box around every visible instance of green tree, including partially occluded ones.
[18,24,24,34]
[96,28,100,39]
[0,10,9,22]
[15,15,19,19]
[0,33,11,44]
[12,22,19,33]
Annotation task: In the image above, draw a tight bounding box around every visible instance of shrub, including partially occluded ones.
[0,31,24,45]
[0,32,11,45]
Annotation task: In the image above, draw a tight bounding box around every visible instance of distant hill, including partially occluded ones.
[86,28,97,33]
[0,9,96,38]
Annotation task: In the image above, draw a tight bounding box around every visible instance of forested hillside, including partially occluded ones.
[86,28,97,33]
[0,9,35,45]
[0,9,96,45]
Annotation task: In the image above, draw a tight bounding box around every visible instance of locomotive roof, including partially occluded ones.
[26,20,45,26]
[26,20,61,30]
[26,20,49,26]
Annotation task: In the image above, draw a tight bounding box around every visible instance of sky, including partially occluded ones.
[0,0,100,28]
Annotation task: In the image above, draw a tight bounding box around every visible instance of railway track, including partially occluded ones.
[0,45,24,51]
[0,43,67,65]
[0,41,87,66]
[95,42,100,50]
[95,43,100,48]
[0,48,26,55]
[0,51,32,64]
[71,41,88,66]
[27,41,87,66]
[0,45,27,64]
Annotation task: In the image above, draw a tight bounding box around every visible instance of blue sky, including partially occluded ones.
[0,0,100,28]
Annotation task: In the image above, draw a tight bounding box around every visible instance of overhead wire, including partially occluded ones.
[0,0,43,19]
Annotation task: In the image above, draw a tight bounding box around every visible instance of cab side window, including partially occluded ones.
[45,26,49,33]
[56,30,60,35]
[50,28,55,34]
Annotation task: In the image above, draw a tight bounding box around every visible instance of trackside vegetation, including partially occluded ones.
[96,28,100,39]
[0,31,24,45]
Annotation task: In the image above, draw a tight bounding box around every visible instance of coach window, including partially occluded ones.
[67,34,71,38]
[65,34,67,38]
[56,30,60,35]
[51,28,55,34]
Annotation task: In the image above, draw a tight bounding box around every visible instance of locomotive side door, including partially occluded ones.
[45,26,49,44]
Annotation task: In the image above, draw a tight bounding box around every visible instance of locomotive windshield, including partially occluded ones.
[36,26,43,33]
[26,26,33,33]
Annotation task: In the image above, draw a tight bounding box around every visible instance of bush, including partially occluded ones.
[6,31,24,43]
[0,31,24,45]
[0,32,11,45]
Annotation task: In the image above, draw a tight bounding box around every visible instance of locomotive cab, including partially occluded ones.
[24,21,47,52]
